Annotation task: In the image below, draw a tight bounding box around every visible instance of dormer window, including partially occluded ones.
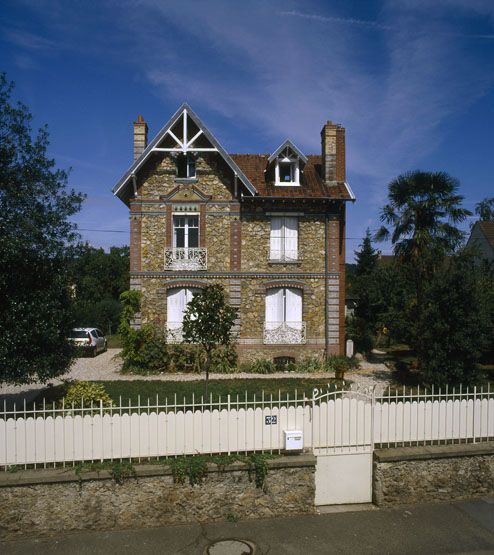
[176,153,196,179]
[278,160,298,184]
[269,141,307,187]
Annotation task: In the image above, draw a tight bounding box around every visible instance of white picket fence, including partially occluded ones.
[1,385,493,468]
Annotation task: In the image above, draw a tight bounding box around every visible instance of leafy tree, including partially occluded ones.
[70,245,129,334]
[0,74,84,384]
[182,285,237,394]
[475,197,494,221]
[375,171,471,369]
[419,254,491,385]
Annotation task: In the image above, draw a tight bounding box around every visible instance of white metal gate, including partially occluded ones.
[312,386,374,505]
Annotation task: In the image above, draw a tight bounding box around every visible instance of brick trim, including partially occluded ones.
[130,214,142,272]
[230,219,241,271]
[262,279,309,293]
[161,279,208,290]
[166,205,172,246]
[200,204,206,248]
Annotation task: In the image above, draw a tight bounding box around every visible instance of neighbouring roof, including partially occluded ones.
[231,154,353,200]
[478,221,494,249]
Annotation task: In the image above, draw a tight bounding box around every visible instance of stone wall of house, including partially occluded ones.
[130,150,346,360]
[373,444,494,506]
[137,154,233,200]
[0,456,315,540]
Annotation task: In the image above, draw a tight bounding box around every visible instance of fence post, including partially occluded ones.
[473,386,477,444]
[370,385,376,452]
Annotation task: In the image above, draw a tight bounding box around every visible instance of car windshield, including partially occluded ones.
[71,330,89,338]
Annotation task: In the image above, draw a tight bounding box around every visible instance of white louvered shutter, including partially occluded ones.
[167,288,186,328]
[266,288,284,329]
[270,217,283,260]
[284,217,298,261]
[285,288,302,329]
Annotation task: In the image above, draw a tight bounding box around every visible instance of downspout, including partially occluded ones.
[325,211,329,361]
[132,173,138,197]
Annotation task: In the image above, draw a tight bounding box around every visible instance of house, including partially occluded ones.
[112,104,355,362]
[466,221,494,262]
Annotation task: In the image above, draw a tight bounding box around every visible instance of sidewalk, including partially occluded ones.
[2,498,494,554]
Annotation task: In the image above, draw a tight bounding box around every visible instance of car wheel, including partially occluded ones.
[92,347,97,357]
[104,341,108,352]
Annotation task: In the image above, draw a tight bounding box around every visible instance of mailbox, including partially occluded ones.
[284,430,303,451]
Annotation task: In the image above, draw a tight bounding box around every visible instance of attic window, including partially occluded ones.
[176,153,196,179]
[279,162,295,183]
[274,146,300,186]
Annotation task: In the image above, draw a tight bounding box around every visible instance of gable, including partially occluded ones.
[113,103,257,204]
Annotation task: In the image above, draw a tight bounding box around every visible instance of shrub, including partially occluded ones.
[63,381,112,408]
[293,357,327,373]
[120,324,169,375]
[239,358,276,374]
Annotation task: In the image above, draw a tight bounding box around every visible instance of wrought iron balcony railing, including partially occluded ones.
[268,250,300,263]
[263,321,306,345]
[166,323,184,344]
[164,248,207,271]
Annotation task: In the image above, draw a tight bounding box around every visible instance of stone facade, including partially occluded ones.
[115,105,352,362]
[373,443,494,506]
[0,456,315,539]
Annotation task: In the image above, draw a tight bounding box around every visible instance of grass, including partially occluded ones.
[30,378,345,410]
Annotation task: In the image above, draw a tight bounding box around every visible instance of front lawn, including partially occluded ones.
[31,378,344,408]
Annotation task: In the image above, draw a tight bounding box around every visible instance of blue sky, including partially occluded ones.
[2,0,494,260]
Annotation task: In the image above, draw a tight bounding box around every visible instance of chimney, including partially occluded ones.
[321,120,345,184]
[133,115,148,161]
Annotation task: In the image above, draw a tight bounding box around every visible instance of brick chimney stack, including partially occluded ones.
[133,115,148,161]
[321,120,345,184]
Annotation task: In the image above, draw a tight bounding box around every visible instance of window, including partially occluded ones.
[176,153,196,179]
[279,162,295,183]
[173,215,199,249]
[167,287,199,329]
[265,287,302,329]
[270,217,298,261]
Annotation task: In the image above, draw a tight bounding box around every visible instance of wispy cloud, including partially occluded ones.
[280,10,392,30]
[2,28,56,50]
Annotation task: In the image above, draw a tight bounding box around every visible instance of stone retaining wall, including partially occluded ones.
[0,455,315,539]
[373,442,494,506]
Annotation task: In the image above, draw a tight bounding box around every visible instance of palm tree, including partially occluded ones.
[375,171,471,368]
[475,197,494,221]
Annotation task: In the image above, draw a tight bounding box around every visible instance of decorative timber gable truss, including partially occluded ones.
[267,140,308,165]
[113,103,258,203]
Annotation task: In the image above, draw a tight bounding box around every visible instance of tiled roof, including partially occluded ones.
[479,221,494,249]
[230,154,352,200]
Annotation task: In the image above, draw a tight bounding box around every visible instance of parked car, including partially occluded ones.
[69,328,107,357]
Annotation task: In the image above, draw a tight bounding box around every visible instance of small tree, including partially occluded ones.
[182,285,238,394]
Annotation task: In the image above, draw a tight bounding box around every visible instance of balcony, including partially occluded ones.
[164,248,207,271]
[166,323,184,344]
[263,322,306,345]
[268,250,301,263]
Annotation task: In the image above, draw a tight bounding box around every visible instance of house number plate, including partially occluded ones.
[265,415,277,425]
